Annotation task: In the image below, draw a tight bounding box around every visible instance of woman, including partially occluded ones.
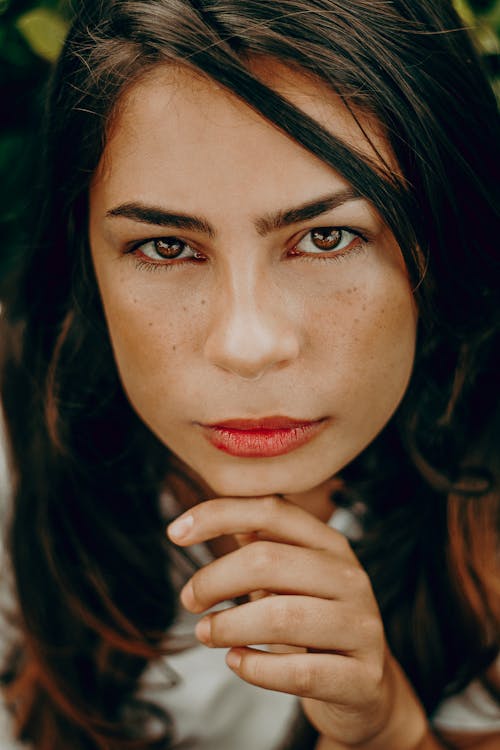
[0,1,499,748]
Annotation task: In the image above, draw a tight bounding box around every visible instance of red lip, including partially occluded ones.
[206,416,317,430]
[199,416,327,458]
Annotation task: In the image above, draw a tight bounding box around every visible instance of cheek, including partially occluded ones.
[96,277,202,406]
[308,267,417,397]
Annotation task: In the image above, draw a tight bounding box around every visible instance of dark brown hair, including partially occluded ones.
[1,1,499,748]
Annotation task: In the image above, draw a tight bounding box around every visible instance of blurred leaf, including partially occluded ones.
[469,0,497,13]
[0,20,34,66]
[455,0,500,63]
[454,0,476,25]
[15,7,68,63]
[484,2,500,33]
[475,23,500,53]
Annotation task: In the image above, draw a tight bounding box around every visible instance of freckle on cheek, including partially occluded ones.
[172,345,176,351]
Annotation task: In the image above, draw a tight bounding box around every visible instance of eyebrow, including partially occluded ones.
[106,187,364,238]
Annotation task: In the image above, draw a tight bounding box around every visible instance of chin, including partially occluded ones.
[200,461,323,499]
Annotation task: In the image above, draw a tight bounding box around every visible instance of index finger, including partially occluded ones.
[166,495,352,556]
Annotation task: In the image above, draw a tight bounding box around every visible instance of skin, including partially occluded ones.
[90,61,417,507]
[88,60,455,747]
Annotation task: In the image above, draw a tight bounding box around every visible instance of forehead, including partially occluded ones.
[92,59,395,209]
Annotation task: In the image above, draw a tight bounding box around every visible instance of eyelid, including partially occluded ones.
[295,197,379,228]
[126,235,195,252]
[126,236,201,263]
[290,224,370,251]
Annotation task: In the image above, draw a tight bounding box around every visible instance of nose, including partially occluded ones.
[203,272,300,381]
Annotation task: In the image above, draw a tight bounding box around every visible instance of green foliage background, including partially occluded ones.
[1,0,499,282]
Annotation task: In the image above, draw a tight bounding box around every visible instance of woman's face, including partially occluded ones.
[89,61,417,502]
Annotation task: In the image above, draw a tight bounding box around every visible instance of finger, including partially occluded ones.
[234,531,260,547]
[196,595,380,654]
[225,647,372,705]
[167,495,352,557]
[181,541,371,613]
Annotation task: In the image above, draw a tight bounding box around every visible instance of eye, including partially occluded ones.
[132,237,205,263]
[291,227,363,257]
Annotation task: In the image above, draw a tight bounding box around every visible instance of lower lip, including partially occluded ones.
[201,420,327,458]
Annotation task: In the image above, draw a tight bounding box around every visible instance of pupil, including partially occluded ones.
[156,238,184,258]
[312,229,341,250]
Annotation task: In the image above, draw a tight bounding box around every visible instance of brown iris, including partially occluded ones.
[154,238,186,258]
[311,228,342,251]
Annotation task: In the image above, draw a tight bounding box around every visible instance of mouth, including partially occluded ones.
[198,416,328,458]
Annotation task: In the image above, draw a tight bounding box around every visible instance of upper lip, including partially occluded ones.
[202,416,323,430]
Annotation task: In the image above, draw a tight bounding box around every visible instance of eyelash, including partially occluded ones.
[126,226,370,272]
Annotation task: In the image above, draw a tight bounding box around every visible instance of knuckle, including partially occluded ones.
[291,661,317,697]
[358,613,383,643]
[332,529,352,554]
[343,563,370,592]
[268,597,296,639]
[243,653,265,685]
[250,541,279,573]
[364,658,385,692]
[339,563,359,586]
[262,494,288,521]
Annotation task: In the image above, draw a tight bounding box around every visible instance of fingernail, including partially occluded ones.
[180,580,197,610]
[168,514,194,540]
[195,617,211,644]
[226,649,242,670]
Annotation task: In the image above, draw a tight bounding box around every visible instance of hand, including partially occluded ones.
[167,495,426,748]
